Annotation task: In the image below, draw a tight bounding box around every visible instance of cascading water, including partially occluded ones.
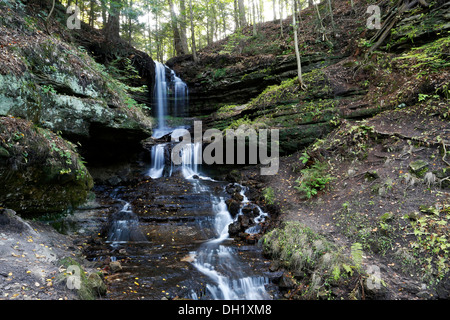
[171,70,189,118]
[102,61,273,300]
[106,198,147,245]
[147,143,166,179]
[191,190,270,300]
[153,62,169,138]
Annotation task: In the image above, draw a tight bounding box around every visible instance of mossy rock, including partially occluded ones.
[0,117,93,216]
[409,160,429,177]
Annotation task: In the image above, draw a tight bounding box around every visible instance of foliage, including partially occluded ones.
[262,186,275,205]
[392,34,450,77]
[294,161,334,199]
[409,204,450,283]
[262,221,360,298]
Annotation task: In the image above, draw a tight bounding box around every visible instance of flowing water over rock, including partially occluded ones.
[83,62,276,300]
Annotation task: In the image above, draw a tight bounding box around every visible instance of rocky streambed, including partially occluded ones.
[72,165,282,300]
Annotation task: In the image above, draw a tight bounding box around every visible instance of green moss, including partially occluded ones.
[0,117,93,216]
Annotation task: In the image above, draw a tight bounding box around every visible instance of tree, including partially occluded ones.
[189,0,198,62]
[168,0,187,55]
[179,0,190,54]
[238,0,246,28]
[104,0,122,42]
[292,0,306,90]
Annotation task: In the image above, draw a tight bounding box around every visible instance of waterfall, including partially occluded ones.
[181,142,202,179]
[107,201,146,245]
[191,192,270,300]
[150,62,193,177]
[171,70,189,118]
[147,143,166,179]
[153,62,169,138]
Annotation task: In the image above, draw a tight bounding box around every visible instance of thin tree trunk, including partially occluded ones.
[292,0,306,89]
[280,0,283,36]
[128,0,133,45]
[327,0,335,30]
[179,0,190,54]
[147,4,152,57]
[234,0,240,29]
[252,0,257,36]
[273,0,276,20]
[189,0,198,62]
[238,0,246,27]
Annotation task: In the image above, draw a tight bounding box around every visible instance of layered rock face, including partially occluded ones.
[0,3,154,215]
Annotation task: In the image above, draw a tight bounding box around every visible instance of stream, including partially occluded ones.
[82,62,278,300]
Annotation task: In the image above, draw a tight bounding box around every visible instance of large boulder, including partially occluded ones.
[0,117,93,216]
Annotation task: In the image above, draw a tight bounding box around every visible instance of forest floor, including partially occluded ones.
[239,102,450,300]
[0,210,85,300]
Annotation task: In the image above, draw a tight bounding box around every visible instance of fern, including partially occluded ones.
[351,242,363,269]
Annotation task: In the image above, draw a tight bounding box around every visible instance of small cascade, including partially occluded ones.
[236,186,269,235]
[107,201,146,245]
[147,143,166,179]
[181,142,202,179]
[191,189,270,300]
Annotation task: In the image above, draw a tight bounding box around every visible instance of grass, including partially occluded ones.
[262,221,363,298]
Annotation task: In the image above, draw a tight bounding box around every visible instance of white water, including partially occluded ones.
[147,143,166,179]
[191,193,270,300]
[154,62,169,136]
[148,62,270,300]
[106,201,146,245]
[171,69,189,118]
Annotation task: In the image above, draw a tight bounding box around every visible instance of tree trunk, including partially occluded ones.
[89,0,95,27]
[273,0,276,20]
[179,0,190,54]
[252,0,257,36]
[100,0,107,27]
[189,0,198,62]
[128,0,133,45]
[292,0,306,89]
[104,0,121,42]
[234,0,240,29]
[238,0,246,27]
[327,0,335,30]
[280,0,283,36]
[168,0,186,56]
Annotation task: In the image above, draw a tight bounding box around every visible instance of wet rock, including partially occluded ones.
[225,199,241,216]
[275,272,297,289]
[242,204,259,217]
[232,192,244,202]
[238,215,250,229]
[109,261,122,273]
[0,117,93,216]
[409,160,428,177]
[225,170,242,183]
[228,220,241,236]
[87,272,107,297]
[225,183,242,195]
